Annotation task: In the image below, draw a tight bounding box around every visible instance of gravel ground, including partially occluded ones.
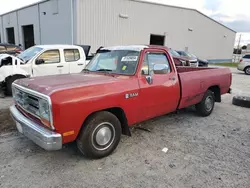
[0,68,249,188]
[0,97,14,133]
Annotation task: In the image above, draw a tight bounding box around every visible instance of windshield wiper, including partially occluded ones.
[96,69,113,73]
[82,68,90,72]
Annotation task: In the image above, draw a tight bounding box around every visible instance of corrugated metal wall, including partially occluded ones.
[0,0,74,47]
[75,0,236,60]
[1,12,19,44]
[75,0,130,50]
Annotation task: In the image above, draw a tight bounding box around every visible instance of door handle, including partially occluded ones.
[57,65,64,68]
[78,64,83,66]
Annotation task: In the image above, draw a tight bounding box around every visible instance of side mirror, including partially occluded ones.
[35,59,44,65]
[153,64,169,74]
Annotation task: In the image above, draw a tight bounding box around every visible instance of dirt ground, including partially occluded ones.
[0,68,249,188]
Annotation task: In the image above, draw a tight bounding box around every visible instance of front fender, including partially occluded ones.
[0,66,28,82]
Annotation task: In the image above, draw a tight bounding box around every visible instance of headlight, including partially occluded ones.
[39,99,51,127]
[12,87,16,99]
[180,60,185,66]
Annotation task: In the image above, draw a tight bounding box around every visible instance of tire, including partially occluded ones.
[77,111,122,159]
[6,75,26,96]
[244,67,250,75]
[232,96,250,108]
[195,90,215,117]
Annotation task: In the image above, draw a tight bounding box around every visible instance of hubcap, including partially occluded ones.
[96,127,112,146]
[205,96,213,111]
[92,122,115,151]
[246,68,250,74]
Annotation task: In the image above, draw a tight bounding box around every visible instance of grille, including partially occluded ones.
[190,61,198,67]
[15,88,40,118]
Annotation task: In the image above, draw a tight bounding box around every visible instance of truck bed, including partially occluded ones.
[176,67,232,109]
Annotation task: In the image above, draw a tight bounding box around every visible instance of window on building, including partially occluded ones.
[150,34,165,46]
[6,27,15,44]
[37,50,60,64]
[64,49,80,62]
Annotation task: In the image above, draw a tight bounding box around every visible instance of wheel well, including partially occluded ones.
[208,86,221,102]
[5,74,26,83]
[82,107,131,136]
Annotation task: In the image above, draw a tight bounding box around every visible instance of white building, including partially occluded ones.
[0,0,236,62]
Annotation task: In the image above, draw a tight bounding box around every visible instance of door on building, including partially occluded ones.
[6,27,15,44]
[150,34,165,46]
[22,25,35,49]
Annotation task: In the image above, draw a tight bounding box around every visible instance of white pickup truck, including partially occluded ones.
[0,44,87,96]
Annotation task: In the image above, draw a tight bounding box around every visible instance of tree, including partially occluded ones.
[242,45,247,50]
[234,48,242,54]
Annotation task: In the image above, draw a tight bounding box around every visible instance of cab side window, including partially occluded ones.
[141,52,171,75]
[37,50,60,64]
[64,49,80,62]
[243,54,250,59]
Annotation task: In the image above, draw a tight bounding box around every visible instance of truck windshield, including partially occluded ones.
[17,46,43,62]
[178,51,196,58]
[85,49,140,75]
[186,52,197,58]
[169,49,181,57]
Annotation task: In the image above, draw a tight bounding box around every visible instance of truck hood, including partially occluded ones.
[15,73,121,95]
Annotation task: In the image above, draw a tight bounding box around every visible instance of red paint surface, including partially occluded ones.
[15,46,232,144]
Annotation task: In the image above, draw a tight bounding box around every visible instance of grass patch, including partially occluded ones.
[213,62,239,67]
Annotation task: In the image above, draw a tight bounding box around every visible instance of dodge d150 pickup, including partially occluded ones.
[10,45,232,159]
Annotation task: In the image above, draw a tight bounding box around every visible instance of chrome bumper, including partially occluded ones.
[10,105,62,151]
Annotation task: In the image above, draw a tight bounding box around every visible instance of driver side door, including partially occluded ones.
[138,49,181,121]
[32,49,69,77]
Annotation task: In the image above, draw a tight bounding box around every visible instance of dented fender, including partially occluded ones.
[0,54,28,82]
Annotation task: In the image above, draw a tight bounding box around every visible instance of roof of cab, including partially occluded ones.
[103,45,149,51]
[102,45,170,52]
[35,44,81,49]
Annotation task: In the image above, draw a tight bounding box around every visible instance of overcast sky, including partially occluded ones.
[0,0,249,45]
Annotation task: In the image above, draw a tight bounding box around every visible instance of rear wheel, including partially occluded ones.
[195,90,215,117]
[6,75,26,96]
[77,111,122,159]
[244,67,250,75]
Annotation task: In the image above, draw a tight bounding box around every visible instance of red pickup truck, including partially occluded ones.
[10,45,232,159]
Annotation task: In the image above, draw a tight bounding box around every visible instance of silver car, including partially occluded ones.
[177,51,199,67]
[237,54,250,75]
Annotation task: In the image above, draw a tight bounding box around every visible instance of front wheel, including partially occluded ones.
[77,111,122,159]
[195,90,215,117]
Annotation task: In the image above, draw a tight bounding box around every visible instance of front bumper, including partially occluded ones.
[10,105,62,151]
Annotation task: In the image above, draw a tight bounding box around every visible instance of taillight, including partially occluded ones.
[240,59,243,63]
